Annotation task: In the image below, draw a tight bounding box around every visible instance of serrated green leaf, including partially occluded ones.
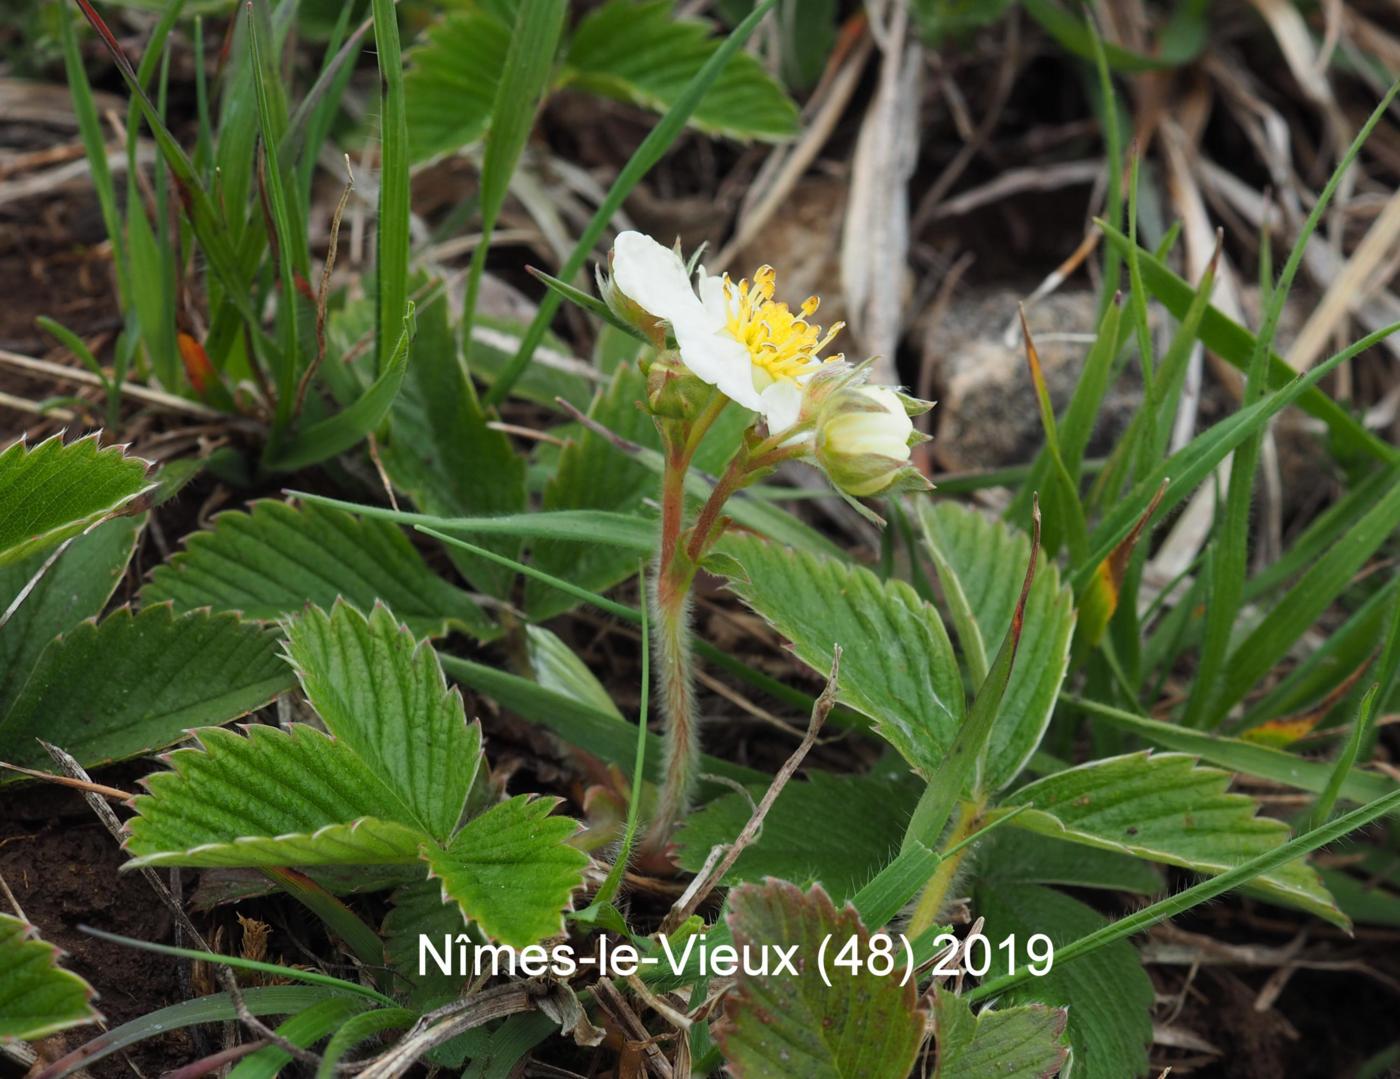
[0,434,149,566]
[0,605,292,773]
[1010,751,1344,926]
[0,913,100,1041]
[932,987,1067,1079]
[676,769,921,900]
[141,500,495,640]
[403,6,511,162]
[971,787,1400,1014]
[125,601,500,871]
[714,533,964,777]
[424,794,587,947]
[405,0,797,163]
[970,883,1151,1079]
[124,724,428,868]
[0,515,141,717]
[380,293,526,598]
[920,503,1074,788]
[563,0,798,142]
[1066,694,1400,814]
[528,365,659,620]
[715,880,926,1079]
[383,876,468,1010]
[286,602,481,841]
[974,827,1164,895]
[903,511,1041,851]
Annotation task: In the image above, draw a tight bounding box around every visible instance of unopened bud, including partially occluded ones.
[815,385,931,498]
[646,356,711,420]
[597,262,667,348]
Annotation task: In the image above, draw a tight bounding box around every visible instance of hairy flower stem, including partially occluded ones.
[686,454,749,562]
[643,423,705,849]
[907,800,984,937]
[643,409,810,851]
[646,557,698,846]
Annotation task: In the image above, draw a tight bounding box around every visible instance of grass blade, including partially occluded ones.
[1185,79,1400,729]
[71,0,262,335]
[440,654,761,790]
[248,2,302,429]
[315,1007,418,1079]
[483,0,778,407]
[528,267,652,342]
[260,867,388,988]
[1216,477,1400,719]
[265,305,415,471]
[371,0,409,375]
[1306,685,1381,832]
[80,926,394,1004]
[462,0,568,354]
[35,987,344,1079]
[1238,574,1398,732]
[420,526,636,621]
[287,492,655,549]
[1071,317,1400,594]
[1018,311,1087,560]
[58,6,127,306]
[1099,223,1398,466]
[1245,463,1400,599]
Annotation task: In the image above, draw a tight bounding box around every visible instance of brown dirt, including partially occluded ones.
[0,181,122,439]
[0,769,191,1078]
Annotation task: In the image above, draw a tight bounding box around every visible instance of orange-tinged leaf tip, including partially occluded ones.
[177,332,214,395]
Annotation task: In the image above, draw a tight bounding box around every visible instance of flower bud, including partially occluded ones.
[646,355,712,420]
[596,263,668,348]
[791,360,857,423]
[815,385,931,498]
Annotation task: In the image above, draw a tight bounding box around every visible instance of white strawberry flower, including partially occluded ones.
[607,231,844,435]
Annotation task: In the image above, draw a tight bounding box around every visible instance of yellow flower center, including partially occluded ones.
[722,265,843,385]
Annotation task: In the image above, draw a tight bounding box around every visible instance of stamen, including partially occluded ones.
[721,264,842,386]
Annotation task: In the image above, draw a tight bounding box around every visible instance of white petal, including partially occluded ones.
[611,232,706,326]
[695,269,731,330]
[760,380,803,434]
[673,320,764,412]
[829,387,913,458]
